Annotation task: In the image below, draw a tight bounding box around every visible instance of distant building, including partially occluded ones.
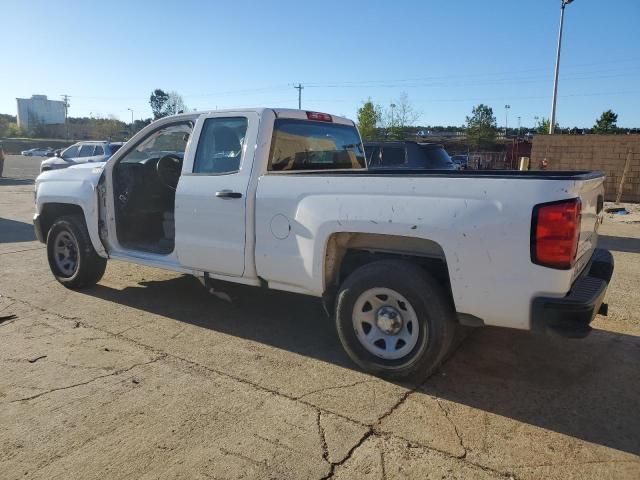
[16,95,65,130]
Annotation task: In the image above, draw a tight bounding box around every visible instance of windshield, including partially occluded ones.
[269,119,365,171]
[119,123,192,164]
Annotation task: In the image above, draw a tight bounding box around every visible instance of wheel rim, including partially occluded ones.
[53,230,79,277]
[352,287,421,360]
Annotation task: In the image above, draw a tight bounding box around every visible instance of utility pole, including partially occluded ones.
[550,0,575,134]
[294,83,304,109]
[517,116,521,138]
[61,94,70,139]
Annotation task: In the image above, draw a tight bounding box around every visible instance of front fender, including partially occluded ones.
[35,166,106,256]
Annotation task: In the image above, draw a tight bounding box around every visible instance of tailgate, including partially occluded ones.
[574,175,605,275]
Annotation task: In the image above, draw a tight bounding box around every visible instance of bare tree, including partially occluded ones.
[394,92,420,127]
[383,92,420,139]
[164,92,187,116]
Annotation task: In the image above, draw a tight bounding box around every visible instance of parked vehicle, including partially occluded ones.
[450,154,469,170]
[40,141,124,172]
[22,147,53,157]
[33,109,613,380]
[364,141,456,170]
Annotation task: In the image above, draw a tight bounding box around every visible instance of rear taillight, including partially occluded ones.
[531,198,582,269]
[306,111,333,122]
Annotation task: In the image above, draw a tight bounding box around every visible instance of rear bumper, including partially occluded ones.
[531,248,614,338]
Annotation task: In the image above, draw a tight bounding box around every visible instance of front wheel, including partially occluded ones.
[335,260,457,382]
[46,215,107,289]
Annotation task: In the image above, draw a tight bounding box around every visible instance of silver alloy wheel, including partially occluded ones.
[53,230,79,277]
[352,287,421,360]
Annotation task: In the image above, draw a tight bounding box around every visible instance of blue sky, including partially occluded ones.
[3,0,639,127]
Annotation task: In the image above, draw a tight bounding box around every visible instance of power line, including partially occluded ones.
[304,68,640,90]
[297,89,640,105]
[302,57,640,87]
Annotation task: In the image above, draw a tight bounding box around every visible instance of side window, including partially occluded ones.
[62,145,80,158]
[381,147,406,166]
[366,146,381,167]
[94,145,104,155]
[193,117,248,174]
[78,145,95,157]
[118,123,192,164]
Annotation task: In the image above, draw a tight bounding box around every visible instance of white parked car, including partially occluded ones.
[22,147,53,157]
[33,109,613,380]
[40,141,123,172]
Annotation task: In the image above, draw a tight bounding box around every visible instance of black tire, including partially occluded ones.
[335,259,457,382]
[46,215,107,289]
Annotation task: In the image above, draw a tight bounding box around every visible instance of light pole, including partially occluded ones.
[517,116,521,138]
[550,0,575,134]
[127,108,134,126]
[504,105,510,137]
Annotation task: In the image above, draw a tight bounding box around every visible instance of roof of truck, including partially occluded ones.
[168,108,355,126]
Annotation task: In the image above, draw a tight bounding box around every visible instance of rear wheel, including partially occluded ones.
[335,259,457,381]
[46,215,107,289]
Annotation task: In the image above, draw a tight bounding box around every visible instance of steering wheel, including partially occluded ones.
[156,154,182,190]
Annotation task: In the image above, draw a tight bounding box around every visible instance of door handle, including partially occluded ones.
[216,190,242,199]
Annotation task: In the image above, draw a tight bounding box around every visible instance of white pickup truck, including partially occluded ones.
[34,109,614,380]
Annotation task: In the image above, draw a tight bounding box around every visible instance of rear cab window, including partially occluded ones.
[268,119,365,171]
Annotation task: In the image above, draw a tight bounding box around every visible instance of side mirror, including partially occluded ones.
[55,151,61,157]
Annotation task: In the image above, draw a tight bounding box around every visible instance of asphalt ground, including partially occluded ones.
[1,154,639,479]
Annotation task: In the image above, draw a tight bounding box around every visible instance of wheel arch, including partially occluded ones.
[322,232,454,309]
[38,202,107,257]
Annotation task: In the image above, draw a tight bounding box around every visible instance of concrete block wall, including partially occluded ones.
[531,135,640,202]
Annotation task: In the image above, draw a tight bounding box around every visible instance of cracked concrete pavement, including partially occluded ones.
[1,157,639,479]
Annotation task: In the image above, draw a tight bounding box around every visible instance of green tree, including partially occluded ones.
[356,98,381,140]
[150,89,170,119]
[0,117,9,138]
[535,117,559,134]
[465,104,497,150]
[592,110,618,133]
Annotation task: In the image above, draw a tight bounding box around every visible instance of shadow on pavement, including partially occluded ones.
[0,217,36,243]
[598,234,640,254]
[422,326,640,456]
[84,276,639,456]
[0,178,35,186]
[88,276,353,368]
